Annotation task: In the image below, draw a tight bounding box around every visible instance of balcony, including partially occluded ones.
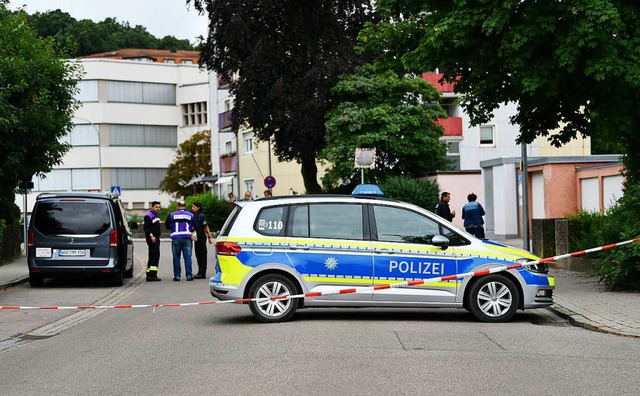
[220,153,238,173]
[219,110,233,130]
[422,73,456,93]
[436,117,463,136]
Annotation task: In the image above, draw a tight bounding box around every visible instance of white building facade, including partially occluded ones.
[17,56,211,214]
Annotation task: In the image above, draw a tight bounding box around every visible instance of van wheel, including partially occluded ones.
[468,274,519,323]
[248,274,298,323]
[109,269,124,287]
[29,274,44,287]
[124,262,134,278]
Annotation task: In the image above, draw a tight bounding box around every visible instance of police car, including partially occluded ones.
[210,186,554,323]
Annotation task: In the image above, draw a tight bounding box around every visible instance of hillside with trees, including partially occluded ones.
[19,9,198,56]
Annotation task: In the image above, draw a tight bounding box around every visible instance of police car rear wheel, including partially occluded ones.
[249,274,298,323]
[468,274,519,323]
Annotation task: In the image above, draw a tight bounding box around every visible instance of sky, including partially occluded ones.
[8,0,209,43]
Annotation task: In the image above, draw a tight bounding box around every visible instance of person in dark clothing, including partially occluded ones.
[165,201,195,281]
[435,192,456,222]
[191,201,213,279]
[143,201,162,281]
[462,193,486,239]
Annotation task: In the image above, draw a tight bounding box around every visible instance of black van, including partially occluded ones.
[27,193,136,287]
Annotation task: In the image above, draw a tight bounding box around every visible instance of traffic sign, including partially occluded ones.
[264,176,276,189]
[111,185,121,196]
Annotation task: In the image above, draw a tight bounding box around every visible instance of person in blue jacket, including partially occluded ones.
[462,193,486,239]
[165,201,196,281]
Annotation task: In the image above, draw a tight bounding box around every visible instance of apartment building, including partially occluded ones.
[17,49,210,214]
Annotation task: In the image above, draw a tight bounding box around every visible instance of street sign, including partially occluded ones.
[264,176,276,189]
[111,185,121,196]
[354,148,376,169]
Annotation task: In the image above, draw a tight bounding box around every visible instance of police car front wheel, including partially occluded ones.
[468,274,519,323]
[248,274,299,323]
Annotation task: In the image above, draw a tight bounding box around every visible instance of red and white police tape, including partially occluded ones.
[2,237,640,312]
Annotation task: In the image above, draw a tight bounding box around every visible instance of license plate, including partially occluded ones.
[59,249,86,257]
[35,248,52,258]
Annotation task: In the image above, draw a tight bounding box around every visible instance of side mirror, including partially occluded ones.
[431,235,450,250]
[212,230,220,239]
[128,221,139,230]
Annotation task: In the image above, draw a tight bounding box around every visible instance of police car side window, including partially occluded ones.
[289,205,309,237]
[373,205,439,244]
[255,206,286,236]
[309,204,363,240]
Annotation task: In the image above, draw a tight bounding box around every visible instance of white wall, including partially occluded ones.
[603,175,623,211]
[491,163,519,237]
[531,172,545,219]
[581,178,599,212]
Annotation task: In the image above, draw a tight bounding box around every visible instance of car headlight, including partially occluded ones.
[517,257,549,274]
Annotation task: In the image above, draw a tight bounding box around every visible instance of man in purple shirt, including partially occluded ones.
[165,201,196,281]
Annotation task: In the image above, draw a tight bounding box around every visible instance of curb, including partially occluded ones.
[0,276,29,290]
[548,304,640,339]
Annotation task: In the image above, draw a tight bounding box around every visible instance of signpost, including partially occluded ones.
[110,185,121,196]
[354,148,376,184]
[264,176,276,189]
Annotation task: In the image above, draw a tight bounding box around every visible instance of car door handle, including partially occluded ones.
[374,248,395,254]
[289,244,310,250]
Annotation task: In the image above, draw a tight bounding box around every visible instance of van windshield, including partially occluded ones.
[33,201,111,236]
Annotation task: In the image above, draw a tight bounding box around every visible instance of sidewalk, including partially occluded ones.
[1,241,639,337]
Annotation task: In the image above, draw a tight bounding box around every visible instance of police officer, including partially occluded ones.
[435,191,456,222]
[143,201,162,281]
[191,201,213,279]
[165,201,195,281]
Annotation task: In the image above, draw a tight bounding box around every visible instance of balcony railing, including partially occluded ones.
[436,116,463,136]
[422,73,456,93]
[220,153,238,173]
[219,110,233,130]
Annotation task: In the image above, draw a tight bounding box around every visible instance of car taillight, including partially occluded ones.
[216,241,241,256]
[109,229,118,247]
[28,230,35,246]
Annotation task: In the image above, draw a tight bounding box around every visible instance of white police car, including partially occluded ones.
[210,186,554,323]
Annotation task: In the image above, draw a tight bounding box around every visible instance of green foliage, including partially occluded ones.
[1,2,80,223]
[361,0,640,182]
[378,176,440,212]
[567,179,640,290]
[190,0,377,193]
[159,130,212,198]
[23,9,196,56]
[161,193,230,233]
[322,66,449,189]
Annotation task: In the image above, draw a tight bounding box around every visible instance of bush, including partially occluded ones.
[162,193,231,234]
[378,176,440,211]
[568,180,640,290]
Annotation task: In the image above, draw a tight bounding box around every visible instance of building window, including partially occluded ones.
[244,179,255,198]
[164,59,176,64]
[110,168,168,189]
[225,141,233,155]
[224,99,231,112]
[181,101,208,126]
[479,125,495,146]
[243,132,254,154]
[106,81,176,105]
[109,124,177,147]
[67,124,100,146]
[75,80,98,102]
[33,169,101,191]
[181,60,194,64]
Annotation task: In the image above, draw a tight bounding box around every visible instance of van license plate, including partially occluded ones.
[59,249,86,257]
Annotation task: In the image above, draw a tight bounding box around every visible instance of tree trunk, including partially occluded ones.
[300,156,322,194]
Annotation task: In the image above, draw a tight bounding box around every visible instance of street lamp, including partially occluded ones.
[73,117,103,192]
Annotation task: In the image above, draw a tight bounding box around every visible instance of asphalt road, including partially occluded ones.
[1,241,639,395]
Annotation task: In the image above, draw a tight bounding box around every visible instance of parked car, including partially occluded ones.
[210,186,555,323]
[27,192,137,287]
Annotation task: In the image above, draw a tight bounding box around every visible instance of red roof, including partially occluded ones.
[82,48,200,63]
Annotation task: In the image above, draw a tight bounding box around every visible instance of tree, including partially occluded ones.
[0,2,80,223]
[360,0,640,182]
[190,0,377,193]
[322,65,449,189]
[159,130,212,198]
[25,10,197,57]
